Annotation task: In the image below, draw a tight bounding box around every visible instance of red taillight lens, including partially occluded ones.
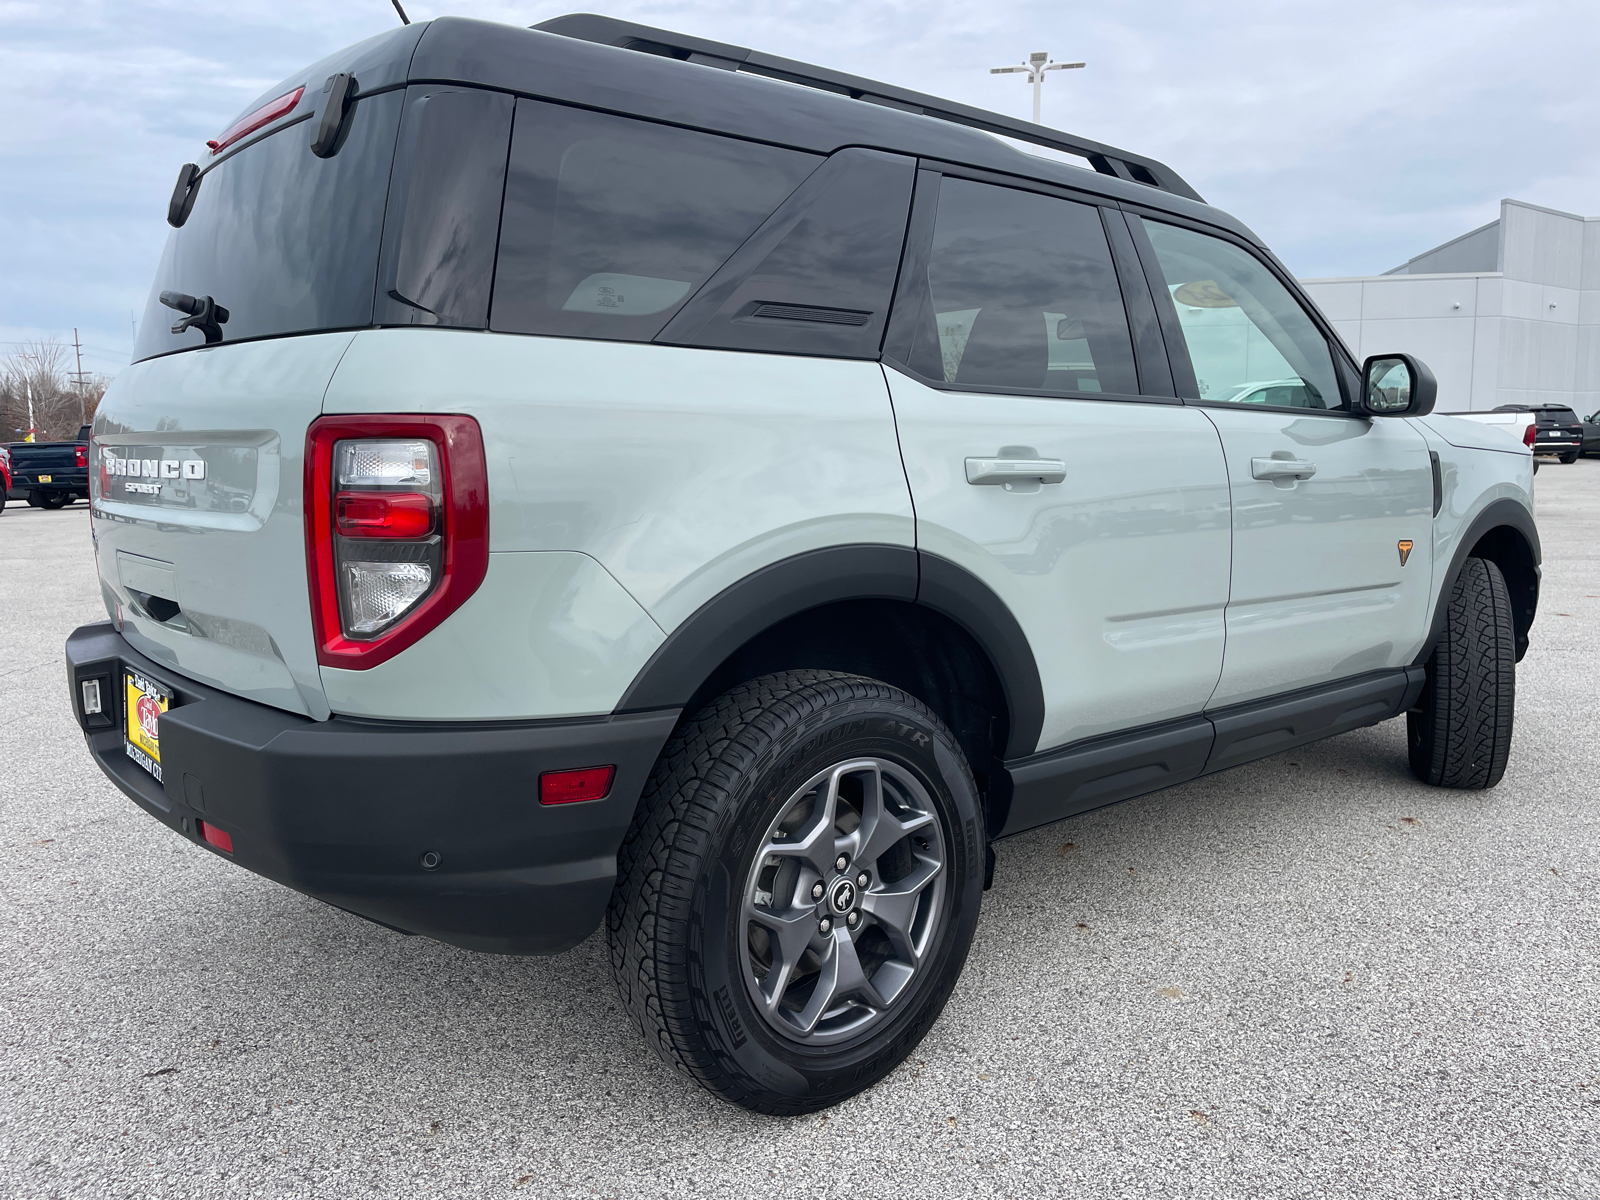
[207,86,305,156]
[335,491,434,538]
[305,415,489,670]
[75,445,87,469]
[1524,423,1537,447]
[197,820,234,853]
[540,766,616,805]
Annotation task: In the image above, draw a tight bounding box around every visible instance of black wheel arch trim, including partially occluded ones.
[613,544,1046,760]
[1417,497,1540,665]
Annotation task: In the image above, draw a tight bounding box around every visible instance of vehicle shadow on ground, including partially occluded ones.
[120,715,1448,1130]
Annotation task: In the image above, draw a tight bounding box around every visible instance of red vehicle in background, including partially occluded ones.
[0,444,11,513]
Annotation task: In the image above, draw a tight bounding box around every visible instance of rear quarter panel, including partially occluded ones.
[319,329,915,720]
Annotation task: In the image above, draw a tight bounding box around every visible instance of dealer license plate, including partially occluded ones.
[37,474,52,483]
[124,670,171,782]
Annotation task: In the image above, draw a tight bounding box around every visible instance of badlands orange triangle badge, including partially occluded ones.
[1397,539,1414,566]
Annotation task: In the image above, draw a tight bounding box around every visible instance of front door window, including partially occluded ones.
[1140,219,1341,410]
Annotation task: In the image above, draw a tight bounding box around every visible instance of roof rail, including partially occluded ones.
[533,14,1203,203]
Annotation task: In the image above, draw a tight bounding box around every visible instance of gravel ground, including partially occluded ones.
[1,463,1596,1200]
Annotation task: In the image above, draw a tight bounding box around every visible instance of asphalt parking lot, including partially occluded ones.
[1,462,1596,1200]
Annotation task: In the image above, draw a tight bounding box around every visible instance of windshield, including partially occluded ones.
[133,92,403,361]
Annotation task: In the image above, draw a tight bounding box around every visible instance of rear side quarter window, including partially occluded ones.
[374,86,516,330]
[490,101,820,342]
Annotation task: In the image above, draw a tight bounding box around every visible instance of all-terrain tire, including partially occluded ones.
[1408,556,1515,789]
[608,670,984,1114]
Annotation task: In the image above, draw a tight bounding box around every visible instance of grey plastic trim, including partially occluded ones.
[612,544,1047,760]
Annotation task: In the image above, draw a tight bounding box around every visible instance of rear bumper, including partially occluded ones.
[65,622,679,954]
[9,471,88,499]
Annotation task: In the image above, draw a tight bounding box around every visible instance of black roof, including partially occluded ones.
[534,14,1202,202]
[227,15,1254,244]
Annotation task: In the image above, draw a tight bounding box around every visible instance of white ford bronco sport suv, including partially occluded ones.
[67,14,1540,1114]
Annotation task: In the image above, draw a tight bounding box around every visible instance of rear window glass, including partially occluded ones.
[134,91,404,361]
[491,100,820,342]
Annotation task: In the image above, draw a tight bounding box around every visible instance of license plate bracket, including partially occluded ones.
[124,669,171,783]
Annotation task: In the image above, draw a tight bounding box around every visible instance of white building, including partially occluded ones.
[1300,199,1599,413]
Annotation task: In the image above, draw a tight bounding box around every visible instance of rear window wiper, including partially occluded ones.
[160,291,230,344]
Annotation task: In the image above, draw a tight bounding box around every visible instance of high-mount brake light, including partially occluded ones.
[306,416,488,669]
[207,86,305,156]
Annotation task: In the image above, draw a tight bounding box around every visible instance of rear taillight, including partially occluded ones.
[306,415,488,670]
[75,445,87,469]
[1524,423,1537,447]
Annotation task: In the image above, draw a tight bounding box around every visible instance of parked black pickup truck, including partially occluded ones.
[1493,404,1586,463]
[5,424,92,509]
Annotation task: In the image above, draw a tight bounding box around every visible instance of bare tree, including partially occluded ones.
[1,339,92,441]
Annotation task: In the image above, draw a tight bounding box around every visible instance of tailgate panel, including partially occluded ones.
[91,334,355,718]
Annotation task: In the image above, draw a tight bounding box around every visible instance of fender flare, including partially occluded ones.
[613,544,1046,759]
[1416,496,1541,665]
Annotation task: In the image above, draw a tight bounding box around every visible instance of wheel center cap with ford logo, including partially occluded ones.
[828,878,857,914]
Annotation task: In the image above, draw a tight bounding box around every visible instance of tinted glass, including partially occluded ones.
[657,148,915,358]
[134,91,403,361]
[1141,220,1341,410]
[492,101,819,342]
[374,87,514,329]
[906,179,1138,395]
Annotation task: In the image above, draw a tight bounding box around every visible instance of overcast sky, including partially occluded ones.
[3,0,1596,377]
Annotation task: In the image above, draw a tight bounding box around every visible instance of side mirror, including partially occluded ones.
[1361,353,1436,417]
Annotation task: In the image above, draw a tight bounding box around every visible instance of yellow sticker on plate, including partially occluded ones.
[124,670,169,782]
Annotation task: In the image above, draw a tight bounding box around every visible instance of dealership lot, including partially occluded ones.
[1,464,1596,1199]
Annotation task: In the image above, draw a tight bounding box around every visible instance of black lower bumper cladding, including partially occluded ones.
[65,623,678,954]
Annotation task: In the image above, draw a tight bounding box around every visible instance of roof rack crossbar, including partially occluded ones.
[533,14,1202,203]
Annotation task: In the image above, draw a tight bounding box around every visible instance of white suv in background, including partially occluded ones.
[67,14,1539,1114]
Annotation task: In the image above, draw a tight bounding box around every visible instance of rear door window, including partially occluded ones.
[491,101,820,342]
[1139,219,1342,410]
[902,178,1139,396]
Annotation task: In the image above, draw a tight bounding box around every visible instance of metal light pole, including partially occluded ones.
[991,51,1085,125]
[20,351,37,442]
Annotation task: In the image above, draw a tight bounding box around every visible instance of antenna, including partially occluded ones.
[390,0,410,25]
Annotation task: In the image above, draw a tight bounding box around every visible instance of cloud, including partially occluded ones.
[2,0,1594,374]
